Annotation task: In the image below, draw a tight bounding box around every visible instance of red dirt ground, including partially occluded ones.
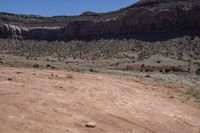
[0,67,199,133]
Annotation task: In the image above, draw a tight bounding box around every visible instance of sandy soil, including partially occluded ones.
[0,67,200,133]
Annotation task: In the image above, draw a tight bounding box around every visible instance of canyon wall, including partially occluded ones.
[0,5,200,41]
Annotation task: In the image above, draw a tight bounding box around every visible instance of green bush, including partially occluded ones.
[33,64,39,68]
[89,68,97,73]
[186,88,200,99]
[145,74,151,78]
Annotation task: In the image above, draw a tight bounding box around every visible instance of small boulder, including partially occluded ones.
[8,78,12,81]
[85,122,96,128]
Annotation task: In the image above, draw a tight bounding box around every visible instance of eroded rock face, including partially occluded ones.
[0,3,200,41]
[28,27,64,40]
[0,23,20,38]
[63,6,200,39]
[0,23,64,40]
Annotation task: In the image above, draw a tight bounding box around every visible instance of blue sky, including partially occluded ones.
[0,0,137,16]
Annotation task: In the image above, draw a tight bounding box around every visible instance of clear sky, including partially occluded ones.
[0,0,138,17]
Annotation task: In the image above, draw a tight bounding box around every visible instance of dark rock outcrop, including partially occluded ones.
[27,27,64,40]
[0,0,200,41]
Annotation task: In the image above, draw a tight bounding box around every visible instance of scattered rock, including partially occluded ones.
[85,122,96,128]
[32,73,36,76]
[16,72,23,74]
[8,78,12,81]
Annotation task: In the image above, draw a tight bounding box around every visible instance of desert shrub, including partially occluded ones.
[33,64,39,68]
[145,69,153,72]
[66,74,73,79]
[186,87,200,99]
[145,74,151,78]
[89,68,97,73]
[115,62,119,66]
[141,64,145,68]
[195,68,200,75]
[194,62,200,67]
[89,68,94,72]
[51,66,56,69]
[127,65,130,70]
[46,64,51,68]
[164,69,170,73]
[157,60,161,64]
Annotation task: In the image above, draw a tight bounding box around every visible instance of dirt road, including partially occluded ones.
[0,67,199,133]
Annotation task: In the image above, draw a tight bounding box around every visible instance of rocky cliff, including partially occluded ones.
[0,0,200,41]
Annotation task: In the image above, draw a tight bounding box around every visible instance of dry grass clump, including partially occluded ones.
[186,87,200,100]
[66,74,73,79]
